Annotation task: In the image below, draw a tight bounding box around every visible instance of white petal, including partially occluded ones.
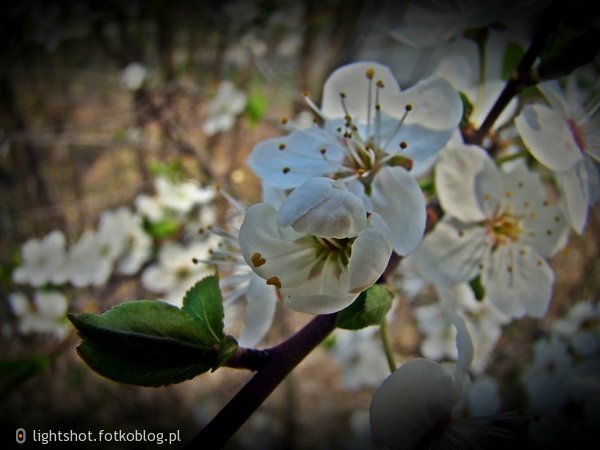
[237,274,278,348]
[370,358,459,449]
[557,160,591,234]
[280,178,367,238]
[33,291,68,318]
[8,292,30,316]
[321,62,401,122]
[347,213,393,293]
[435,144,490,222]
[371,166,426,255]
[482,245,554,318]
[411,218,488,285]
[515,104,582,171]
[247,129,344,189]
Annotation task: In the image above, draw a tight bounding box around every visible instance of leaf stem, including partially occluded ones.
[379,319,397,373]
[465,0,565,146]
[186,313,338,449]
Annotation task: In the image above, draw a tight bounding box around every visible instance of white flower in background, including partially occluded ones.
[141,240,214,306]
[202,80,247,136]
[370,311,509,449]
[411,144,568,318]
[521,335,600,448]
[66,230,114,287]
[120,62,147,91]
[467,375,502,417]
[224,32,268,68]
[515,75,600,233]
[13,230,68,287]
[389,0,546,48]
[330,327,390,392]
[8,290,68,338]
[196,190,278,348]
[553,300,600,357]
[155,176,216,215]
[135,193,164,222]
[239,177,393,314]
[249,62,461,254]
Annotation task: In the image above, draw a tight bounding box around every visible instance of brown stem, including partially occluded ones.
[465,0,565,146]
[186,313,338,449]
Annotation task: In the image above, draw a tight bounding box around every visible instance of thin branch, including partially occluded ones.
[186,313,338,449]
[465,0,566,146]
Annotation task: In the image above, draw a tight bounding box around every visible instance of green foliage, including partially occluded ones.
[501,42,525,80]
[336,285,394,330]
[69,278,238,387]
[148,159,184,179]
[143,217,180,238]
[0,355,51,389]
[246,91,268,126]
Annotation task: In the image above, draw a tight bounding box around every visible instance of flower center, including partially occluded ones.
[486,210,522,247]
[567,119,586,152]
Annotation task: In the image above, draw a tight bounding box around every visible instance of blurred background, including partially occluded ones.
[1,0,598,449]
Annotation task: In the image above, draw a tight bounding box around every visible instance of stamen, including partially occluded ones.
[366,68,374,139]
[381,104,412,150]
[302,91,326,119]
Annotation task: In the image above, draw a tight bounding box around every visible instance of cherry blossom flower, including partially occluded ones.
[239,177,393,314]
[202,80,247,136]
[249,62,461,254]
[515,76,600,233]
[120,62,147,91]
[9,290,69,338]
[13,230,68,287]
[411,144,568,318]
[141,239,215,306]
[66,230,115,287]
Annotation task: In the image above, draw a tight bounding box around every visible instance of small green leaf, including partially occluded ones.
[77,341,211,387]
[69,300,224,386]
[469,275,486,301]
[246,91,268,126]
[336,285,394,330]
[183,275,225,345]
[501,41,525,81]
[144,217,179,238]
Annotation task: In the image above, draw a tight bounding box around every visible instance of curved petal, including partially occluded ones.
[557,160,591,234]
[482,244,554,319]
[435,144,489,222]
[347,213,393,293]
[515,104,582,172]
[370,358,459,449]
[321,62,401,122]
[411,218,488,285]
[237,274,278,348]
[371,166,426,255]
[239,203,316,289]
[278,177,333,227]
[247,129,344,189]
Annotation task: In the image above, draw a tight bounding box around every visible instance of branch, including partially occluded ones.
[186,313,338,449]
[465,0,566,146]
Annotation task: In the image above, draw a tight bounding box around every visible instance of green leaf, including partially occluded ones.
[69,300,223,386]
[183,275,225,345]
[144,217,179,238]
[501,41,525,81]
[77,341,212,387]
[336,285,394,330]
[469,275,486,301]
[0,355,51,388]
[246,91,268,126]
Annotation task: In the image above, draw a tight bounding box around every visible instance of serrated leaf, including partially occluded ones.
[183,275,225,345]
[336,285,393,330]
[77,342,211,387]
[69,300,224,386]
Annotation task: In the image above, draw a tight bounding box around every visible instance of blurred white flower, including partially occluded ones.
[66,230,114,287]
[155,177,216,215]
[13,230,69,287]
[411,144,568,318]
[515,75,600,233]
[239,177,393,314]
[553,300,600,357]
[9,290,68,338]
[141,240,214,306]
[202,81,247,136]
[330,327,390,392]
[120,62,147,91]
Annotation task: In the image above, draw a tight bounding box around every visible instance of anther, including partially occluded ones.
[340,92,346,99]
[399,141,408,149]
[282,167,290,174]
[405,104,412,111]
[376,80,384,88]
[251,252,266,268]
[279,143,286,150]
[366,68,375,79]
[281,118,288,125]
[266,276,282,289]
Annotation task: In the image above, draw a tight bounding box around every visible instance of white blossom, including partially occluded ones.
[9,290,68,338]
[66,230,114,287]
[202,81,247,136]
[411,144,568,318]
[239,177,393,314]
[13,230,68,287]
[120,62,147,91]
[515,75,600,233]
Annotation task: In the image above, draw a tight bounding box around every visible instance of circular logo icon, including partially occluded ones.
[16,428,26,444]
